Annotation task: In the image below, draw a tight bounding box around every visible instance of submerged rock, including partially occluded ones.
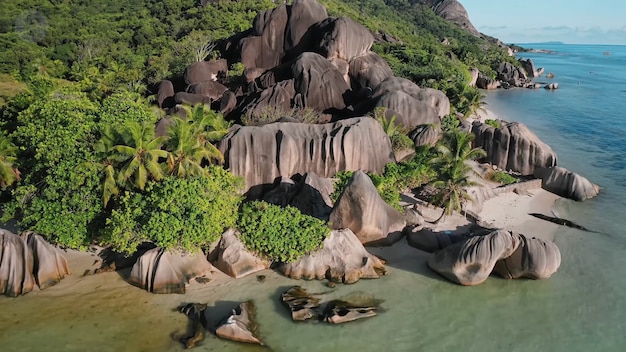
[281,286,381,324]
[128,248,214,294]
[215,301,264,345]
[178,303,208,349]
[329,171,405,246]
[279,229,386,283]
[0,229,35,297]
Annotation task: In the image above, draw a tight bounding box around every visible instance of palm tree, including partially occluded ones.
[164,116,223,178]
[177,104,232,142]
[429,130,486,217]
[108,121,169,190]
[0,133,20,189]
[94,125,120,206]
[460,86,487,119]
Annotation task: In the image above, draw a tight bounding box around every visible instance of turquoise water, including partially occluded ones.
[2,44,626,352]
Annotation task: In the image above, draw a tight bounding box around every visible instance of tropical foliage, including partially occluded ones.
[237,201,330,263]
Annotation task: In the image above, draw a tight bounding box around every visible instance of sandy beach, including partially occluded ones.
[0,184,568,352]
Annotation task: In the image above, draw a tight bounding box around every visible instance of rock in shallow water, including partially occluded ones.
[534,166,600,201]
[215,301,264,345]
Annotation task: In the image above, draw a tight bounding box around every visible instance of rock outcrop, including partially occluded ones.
[427,230,519,286]
[218,118,394,195]
[291,52,350,112]
[409,123,441,147]
[21,232,70,289]
[534,166,600,201]
[496,61,529,87]
[371,76,450,118]
[186,81,228,100]
[184,60,228,85]
[348,52,394,90]
[279,229,386,283]
[157,80,175,109]
[493,234,561,280]
[128,248,214,294]
[472,121,558,175]
[0,229,35,297]
[215,301,263,345]
[411,0,479,35]
[311,16,374,62]
[374,91,439,129]
[329,171,406,246]
[428,231,561,285]
[475,73,500,90]
[214,229,270,278]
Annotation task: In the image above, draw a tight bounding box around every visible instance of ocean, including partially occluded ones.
[1,44,625,352]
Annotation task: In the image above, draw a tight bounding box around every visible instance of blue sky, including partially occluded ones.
[461,0,626,45]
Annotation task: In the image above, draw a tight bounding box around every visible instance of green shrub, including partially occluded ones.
[486,170,518,185]
[237,201,330,263]
[101,167,243,254]
[485,119,501,128]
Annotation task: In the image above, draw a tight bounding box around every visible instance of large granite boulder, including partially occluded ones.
[348,52,394,90]
[157,80,175,109]
[21,232,70,289]
[238,79,296,123]
[428,230,520,286]
[519,58,540,78]
[475,73,500,90]
[534,166,600,201]
[291,52,350,112]
[290,172,334,220]
[472,121,557,175]
[128,248,214,294]
[186,81,228,100]
[496,61,528,87]
[240,4,288,69]
[375,90,440,129]
[218,117,394,195]
[279,229,386,283]
[184,60,228,85]
[216,301,263,345]
[409,123,441,147]
[174,92,211,106]
[406,228,468,253]
[0,229,35,297]
[428,231,561,285]
[371,77,450,117]
[214,229,270,278]
[329,171,406,246]
[285,0,328,53]
[468,67,479,87]
[493,234,561,280]
[311,16,374,62]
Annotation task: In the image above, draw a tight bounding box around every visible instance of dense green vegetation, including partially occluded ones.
[486,170,518,185]
[237,201,330,263]
[0,0,505,252]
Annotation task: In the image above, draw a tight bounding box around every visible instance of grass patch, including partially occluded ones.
[0,74,27,106]
[486,170,518,185]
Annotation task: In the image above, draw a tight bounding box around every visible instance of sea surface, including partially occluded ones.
[1,44,626,352]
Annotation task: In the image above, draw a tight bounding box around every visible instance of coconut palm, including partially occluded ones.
[108,120,169,190]
[430,130,486,216]
[176,104,232,142]
[93,125,120,206]
[164,116,223,178]
[0,133,20,189]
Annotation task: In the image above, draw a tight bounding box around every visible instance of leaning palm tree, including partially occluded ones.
[108,121,169,190]
[0,133,20,189]
[431,160,479,216]
[164,116,223,178]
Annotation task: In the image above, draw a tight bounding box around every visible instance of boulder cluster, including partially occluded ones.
[473,57,558,90]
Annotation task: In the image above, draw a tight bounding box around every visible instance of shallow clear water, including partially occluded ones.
[2,44,626,352]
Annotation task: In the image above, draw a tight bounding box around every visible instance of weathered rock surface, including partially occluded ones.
[285,0,328,53]
[281,286,381,324]
[174,92,211,106]
[428,231,561,285]
[0,229,35,297]
[427,230,519,286]
[409,123,441,147]
[534,166,600,201]
[218,117,394,195]
[468,67,479,87]
[496,61,529,87]
[186,81,228,100]
[371,76,450,117]
[411,0,479,35]
[241,5,288,70]
[329,171,406,246]
[291,52,350,112]
[519,58,540,78]
[216,301,263,345]
[279,229,386,283]
[290,172,334,220]
[214,229,270,278]
[348,52,394,90]
[375,90,440,129]
[407,228,468,253]
[128,248,214,294]
[21,232,70,289]
[544,82,559,90]
[157,80,175,109]
[184,60,228,85]
[493,234,561,280]
[472,121,558,175]
[238,79,296,122]
[476,73,500,90]
[311,16,374,62]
